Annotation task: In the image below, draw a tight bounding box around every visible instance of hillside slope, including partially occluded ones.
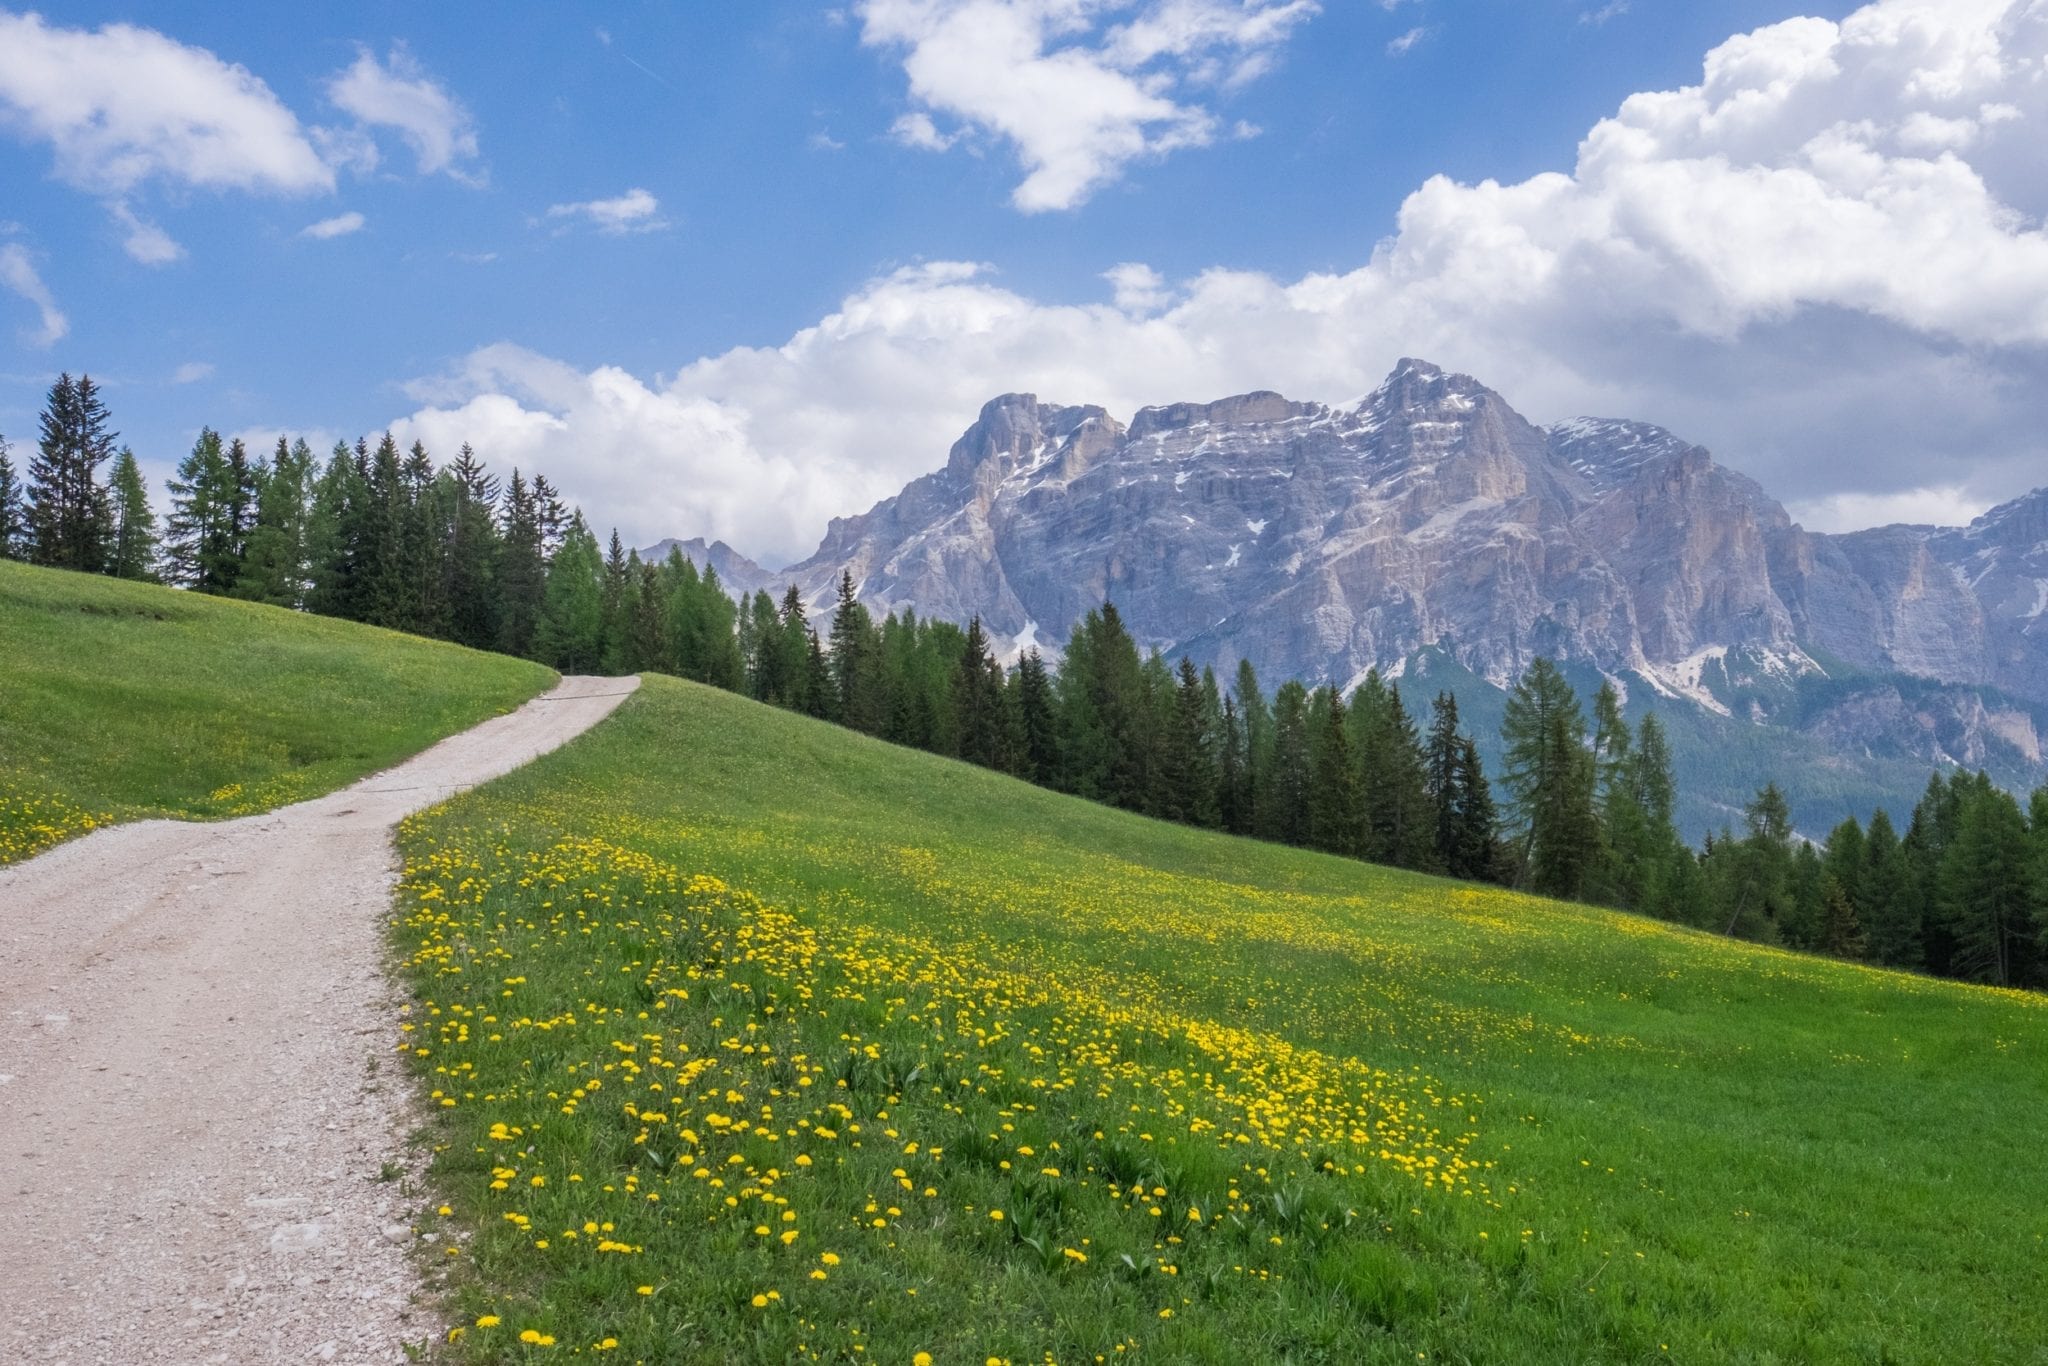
[395,676,2046,1364]
[0,561,555,863]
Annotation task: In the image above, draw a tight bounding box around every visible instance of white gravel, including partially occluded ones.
[0,675,638,1365]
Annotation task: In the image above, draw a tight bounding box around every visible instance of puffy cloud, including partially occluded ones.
[0,243,67,347]
[325,44,480,182]
[858,0,1319,211]
[395,0,2048,560]
[544,188,667,234]
[301,210,367,240]
[0,10,331,195]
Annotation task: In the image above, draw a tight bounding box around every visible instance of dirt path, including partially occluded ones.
[0,675,638,1365]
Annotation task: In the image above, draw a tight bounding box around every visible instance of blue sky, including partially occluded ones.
[3,1,2044,564]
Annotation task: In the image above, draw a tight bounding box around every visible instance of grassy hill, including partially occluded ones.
[0,561,555,864]
[393,674,2047,1364]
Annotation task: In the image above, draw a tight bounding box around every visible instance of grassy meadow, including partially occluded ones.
[392,674,2047,1364]
[0,560,555,864]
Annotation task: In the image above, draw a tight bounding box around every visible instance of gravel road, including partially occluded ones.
[0,675,638,1365]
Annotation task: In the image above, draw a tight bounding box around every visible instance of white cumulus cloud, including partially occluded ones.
[858,0,1320,211]
[325,44,481,182]
[395,0,2048,560]
[0,10,333,195]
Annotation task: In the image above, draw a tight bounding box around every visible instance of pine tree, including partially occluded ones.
[536,514,605,671]
[1425,692,1464,871]
[1233,659,1272,836]
[803,629,834,720]
[443,444,501,650]
[304,442,366,618]
[495,469,547,657]
[630,559,667,675]
[0,434,25,559]
[829,571,886,733]
[1267,680,1312,845]
[1159,656,1219,826]
[600,530,633,674]
[1451,737,1499,881]
[1860,807,1920,968]
[1308,686,1362,855]
[1717,783,1795,941]
[1501,658,1598,898]
[1010,650,1058,784]
[164,428,242,592]
[1818,875,1869,960]
[106,448,159,581]
[235,437,313,606]
[397,440,445,636]
[26,372,117,572]
[1940,783,2035,988]
[954,617,1006,766]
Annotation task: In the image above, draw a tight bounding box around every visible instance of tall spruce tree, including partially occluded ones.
[1501,658,1599,898]
[1425,692,1465,871]
[1266,680,1312,845]
[164,428,242,592]
[0,435,24,558]
[1860,807,1919,968]
[1010,649,1058,784]
[235,437,313,606]
[954,618,1007,766]
[443,443,501,650]
[26,372,116,572]
[1940,783,2036,988]
[495,469,548,657]
[1451,737,1500,881]
[1308,686,1362,855]
[106,448,159,582]
[535,513,604,671]
[1233,660,1272,837]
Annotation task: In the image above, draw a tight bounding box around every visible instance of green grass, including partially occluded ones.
[394,675,2047,1364]
[0,560,555,863]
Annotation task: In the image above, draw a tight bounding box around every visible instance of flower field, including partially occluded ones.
[393,675,2047,1363]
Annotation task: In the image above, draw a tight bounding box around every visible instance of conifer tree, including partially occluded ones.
[443,444,501,650]
[1717,783,1795,941]
[829,571,885,732]
[954,617,1007,766]
[234,437,313,605]
[1218,695,1248,833]
[495,469,548,657]
[0,435,24,559]
[1160,656,1219,826]
[803,629,834,720]
[27,372,116,571]
[630,559,667,675]
[1451,737,1500,881]
[1501,658,1598,898]
[599,530,633,674]
[1010,649,1058,784]
[164,428,241,592]
[536,513,604,671]
[1233,659,1271,835]
[1818,875,1869,960]
[1858,807,1918,967]
[1308,686,1362,855]
[106,448,159,582]
[304,442,366,618]
[1359,681,1436,871]
[1426,692,1464,871]
[1266,680,1312,845]
[1940,783,2035,987]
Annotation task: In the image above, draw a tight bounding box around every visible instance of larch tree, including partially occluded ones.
[106,448,159,582]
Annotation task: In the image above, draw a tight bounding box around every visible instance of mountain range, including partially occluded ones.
[648,359,2048,836]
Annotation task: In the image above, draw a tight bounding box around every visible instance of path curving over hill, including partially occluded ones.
[0,674,639,1365]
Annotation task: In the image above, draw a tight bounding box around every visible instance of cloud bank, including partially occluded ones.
[391,0,2048,563]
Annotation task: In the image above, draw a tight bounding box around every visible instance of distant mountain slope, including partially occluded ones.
[660,360,2048,832]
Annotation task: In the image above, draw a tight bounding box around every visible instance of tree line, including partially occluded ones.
[6,373,2044,990]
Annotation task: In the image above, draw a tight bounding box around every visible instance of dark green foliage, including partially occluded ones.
[1501,658,1598,898]
[106,448,159,582]
[164,428,243,592]
[1307,686,1361,855]
[233,438,313,606]
[1940,781,2036,987]
[1010,649,1058,784]
[26,373,116,572]
[535,514,604,671]
[0,436,25,559]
